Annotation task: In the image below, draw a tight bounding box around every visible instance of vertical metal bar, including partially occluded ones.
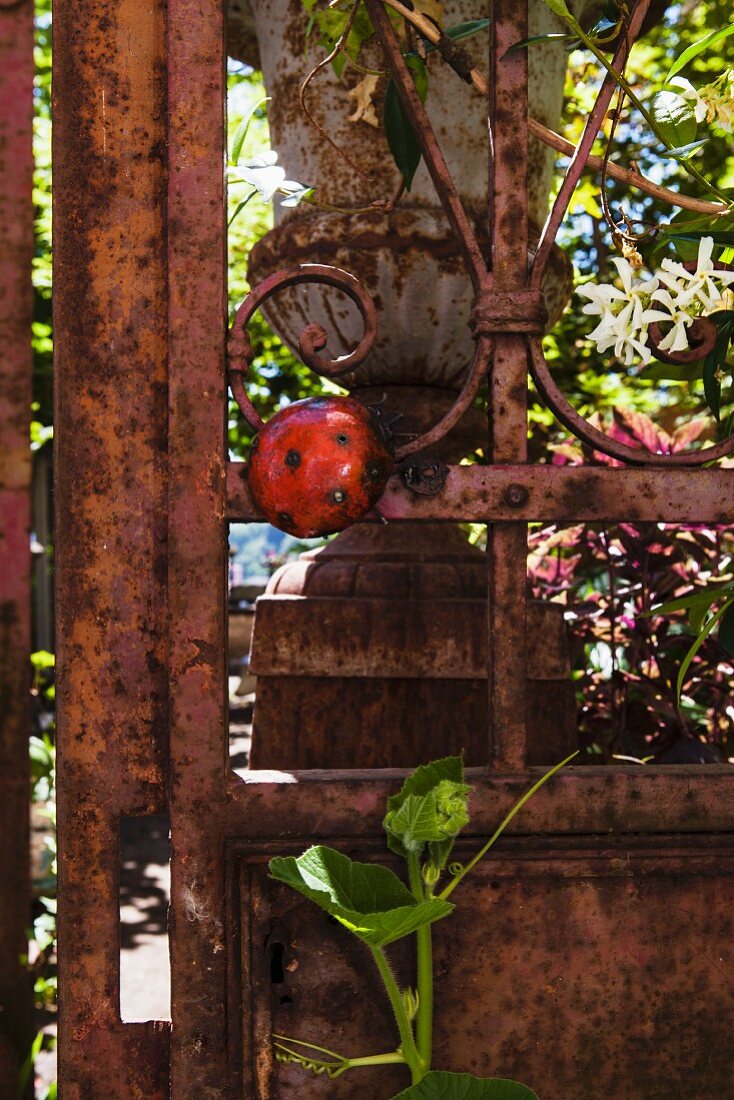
[54,0,170,1093]
[0,1,34,1091]
[166,0,229,1092]
[487,0,530,770]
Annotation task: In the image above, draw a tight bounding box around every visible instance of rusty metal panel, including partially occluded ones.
[228,462,734,524]
[53,0,171,1093]
[234,835,734,1097]
[0,0,34,1091]
[166,0,229,1093]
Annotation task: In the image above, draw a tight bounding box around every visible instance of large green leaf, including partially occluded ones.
[269,846,453,946]
[666,24,734,83]
[384,55,429,191]
[651,91,697,149]
[392,1071,539,1099]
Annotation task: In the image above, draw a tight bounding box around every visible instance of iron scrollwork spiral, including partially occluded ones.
[227,263,378,432]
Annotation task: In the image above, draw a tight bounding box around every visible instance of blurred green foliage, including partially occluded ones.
[32,0,52,445]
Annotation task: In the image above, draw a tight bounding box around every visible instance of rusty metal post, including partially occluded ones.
[0,1,34,1092]
[166,0,229,1092]
[54,0,171,1093]
[485,0,530,770]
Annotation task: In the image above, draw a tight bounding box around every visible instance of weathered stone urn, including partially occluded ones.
[228,0,589,767]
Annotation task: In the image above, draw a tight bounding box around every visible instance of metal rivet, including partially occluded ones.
[285,449,301,468]
[504,483,529,507]
[369,465,382,482]
[279,512,293,526]
[336,433,349,445]
[332,489,347,504]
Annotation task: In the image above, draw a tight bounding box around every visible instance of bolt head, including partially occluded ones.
[504,482,529,507]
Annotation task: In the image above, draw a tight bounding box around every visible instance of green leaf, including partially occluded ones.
[269,846,453,946]
[663,231,734,248]
[384,756,468,859]
[425,19,491,53]
[662,207,734,261]
[651,588,727,616]
[661,138,708,161]
[390,756,465,802]
[504,32,575,55]
[385,781,470,854]
[719,603,734,656]
[540,0,572,19]
[228,192,258,228]
[640,362,696,382]
[392,1071,539,1099]
[676,600,732,701]
[18,1030,45,1094]
[650,91,697,149]
[384,55,428,190]
[666,24,734,84]
[230,97,269,166]
[31,649,55,670]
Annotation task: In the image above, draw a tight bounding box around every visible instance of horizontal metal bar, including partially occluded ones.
[227,461,734,524]
[226,766,734,840]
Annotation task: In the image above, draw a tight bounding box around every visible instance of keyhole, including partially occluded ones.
[269,940,285,984]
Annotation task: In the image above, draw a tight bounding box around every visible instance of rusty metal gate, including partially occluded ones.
[55,0,734,1097]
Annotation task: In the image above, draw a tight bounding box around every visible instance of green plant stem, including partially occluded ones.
[564,13,731,205]
[273,1036,407,1077]
[371,944,425,1084]
[408,853,433,1070]
[343,1052,408,1069]
[439,751,578,902]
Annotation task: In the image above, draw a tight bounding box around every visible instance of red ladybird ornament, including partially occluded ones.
[247,396,394,537]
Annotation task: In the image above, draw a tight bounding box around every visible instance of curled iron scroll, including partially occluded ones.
[528,339,734,467]
[227,263,378,432]
[530,256,734,467]
[227,260,494,463]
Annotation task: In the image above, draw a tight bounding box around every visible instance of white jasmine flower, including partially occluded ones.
[660,237,734,312]
[580,236,733,366]
[670,70,734,133]
[235,151,310,206]
[577,281,626,320]
[651,292,694,353]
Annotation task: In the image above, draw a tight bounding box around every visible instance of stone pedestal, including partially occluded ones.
[249,524,576,768]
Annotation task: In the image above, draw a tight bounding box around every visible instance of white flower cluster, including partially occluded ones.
[578,237,734,367]
[230,151,312,208]
[672,70,734,134]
